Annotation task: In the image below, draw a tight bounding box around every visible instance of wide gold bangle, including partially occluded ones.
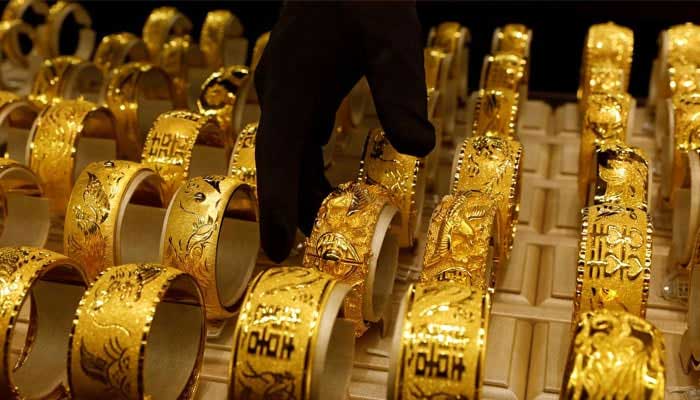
[200,10,243,69]
[162,175,258,321]
[104,61,175,161]
[64,160,164,282]
[578,64,627,112]
[662,23,700,98]
[140,110,226,202]
[480,52,527,92]
[561,309,665,399]
[228,122,257,187]
[587,143,650,212]
[581,22,633,90]
[0,247,87,400]
[197,65,251,153]
[388,281,490,400]
[0,20,33,67]
[157,35,206,109]
[303,182,400,337]
[360,129,425,248]
[142,6,192,60]
[28,56,103,107]
[575,204,652,318]
[93,32,149,74]
[471,88,519,138]
[39,1,94,59]
[663,92,700,207]
[0,158,49,247]
[492,23,532,58]
[68,263,205,400]
[230,267,354,400]
[250,31,270,72]
[421,191,499,290]
[0,91,38,162]
[452,135,522,262]
[28,99,117,214]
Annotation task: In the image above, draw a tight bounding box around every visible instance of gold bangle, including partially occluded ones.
[360,129,425,248]
[140,110,225,202]
[68,263,205,400]
[158,35,206,109]
[28,99,117,214]
[589,143,650,212]
[421,191,499,290]
[0,20,33,67]
[93,32,149,74]
[0,158,49,247]
[428,22,469,81]
[665,92,700,206]
[0,246,87,400]
[162,175,258,321]
[228,122,257,187]
[230,266,354,400]
[581,22,633,90]
[303,182,400,337]
[0,91,38,162]
[200,10,243,69]
[492,23,531,58]
[39,1,94,59]
[142,6,192,61]
[480,52,527,92]
[452,135,522,262]
[197,65,251,153]
[575,204,652,318]
[1,0,48,23]
[578,64,627,111]
[471,88,519,138]
[561,309,665,399]
[64,160,164,282]
[663,23,700,98]
[424,47,449,95]
[104,61,175,161]
[388,281,490,400]
[29,56,103,107]
[250,31,270,72]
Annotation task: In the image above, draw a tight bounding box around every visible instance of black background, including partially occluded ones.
[69,1,700,101]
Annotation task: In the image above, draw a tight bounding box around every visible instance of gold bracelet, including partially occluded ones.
[93,32,149,74]
[360,129,425,248]
[0,91,38,161]
[588,143,650,212]
[388,281,489,400]
[578,64,626,111]
[197,65,251,153]
[230,267,354,400]
[428,22,469,81]
[0,20,33,67]
[0,246,87,399]
[228,122,257,187]
[162,175,258,321]
[1,0,48,23]
[452,135,522,262]
[142,6,192,60]
[39,1,94,59]
[29,56,103,107]
[561,309,665,399]
[576,204,652,318]
[0,158,49,247]
[68,263,205,400]
[480,52,527,92]
[64,160,164,282]
[141,110,225,202]
[200,10,243,69]
[303,182,400,337]
[251,31,270,71]
[158,35,206,108]
[581,22,633,91]
[492,23,531,58]
[664,92,700,206]
[663,23,700,98]
[421,191,498,290]
[104,61,175,161]
[471,88,519,138]
[28,99,117,214]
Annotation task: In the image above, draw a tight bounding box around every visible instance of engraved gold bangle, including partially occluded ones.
[200,10,243,69]
[104,61,175,161]
[230,266,354,400]
[575,204,652,318]
[471,88,519,138]
[250,31,270,72]
[428,22,469,85]
[228,122,257,187]
[39,1,94,59]
[360,129,425,248]
[0,158,49,247]
[0,20,33,67]
[158,35,206,109]
[452,135,522,262]
[162,175,258,321]
[303,182,400,337]
[388,281,490,400]
[93,32,149,74]
[140,110,226,202]
[28,99,117,214]
[64,160,164,282]
[0,91,38,162]
[588,143,650,212]
[0,246,87,400]
[581,22,633,91]
[578,64,627,112]
[421,191,499,290]
[197,65,251,153]
[480,52,527,92]
[68,263,205,400]
[142,6,192,61]
[661,23,700,99]
[561,309,665,400]
[492,23,531,58]
[663,92,700,206]
[28,56,104,107]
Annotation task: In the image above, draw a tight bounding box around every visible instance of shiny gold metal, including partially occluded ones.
[28,99,116,214]
[492,24,531,58]
[142,6,192,60]
[0,246,87,400]
[429,22,469,81]
[28,55,87,106]
[0,91,38,159]
[93,32,149,74]
[391,281,489,400]
[471,88,519,138]
[228,122,257,187]
[662,23,700,98]
[40,1,94,59]
[140,110,224,202]
[581,22,634,92]
[589,143,650,211]
[68,263,205,400]
[0,158,47,247]
[0,20,33,66]
[360,128,424,248]
[1,0,48,23]
[481,52,527,91]
[200,10,243,69]
[251,31,270,71]
[158,35,206,108]
[666,91,700,205]
[578,64,627,111]
[64,160,164,282]
[561,309,665,400]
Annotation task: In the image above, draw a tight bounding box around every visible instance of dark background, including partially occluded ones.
[66,1,700,101]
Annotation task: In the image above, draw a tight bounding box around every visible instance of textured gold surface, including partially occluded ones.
[158,35,205,108]
[303,182,395,337]
[576,204,652,318]
[361,129,423,248]
[471,88,519,138]
[481,52,527,91]
[93,33,149,74]
[1,0,48,22]
[668,92,700,204]
[68,263,204,400]
[664,23,700,98]
[591,144,649,211]
[64,160,163,282]
[393,281,489,400]
[562,309,665,400]
[142,6,192,60]
[28,55,84,106]
[493,24,531,58]
[200,10,242,69]
[429,22,468,79]
[250,31,269,72]
[580,22,633,93]
[578,65,626,111]
[230,267,341,400]
[228,122,257,188]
